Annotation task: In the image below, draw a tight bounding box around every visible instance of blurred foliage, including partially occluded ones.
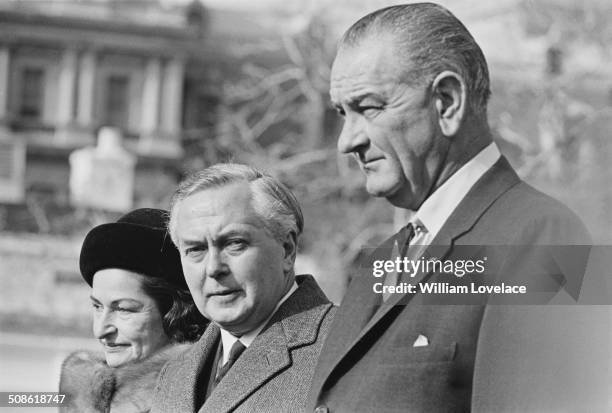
[520,0,612,49]
[180,7,410,286]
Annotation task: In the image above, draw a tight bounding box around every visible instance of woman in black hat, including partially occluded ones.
[59,208,207,413]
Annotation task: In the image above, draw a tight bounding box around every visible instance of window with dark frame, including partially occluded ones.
[19,67,45,120]
[103,74,130,129]
[0,142,15,179]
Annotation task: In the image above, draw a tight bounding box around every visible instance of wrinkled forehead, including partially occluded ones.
[176,182,275,243]
[183,181,255,219]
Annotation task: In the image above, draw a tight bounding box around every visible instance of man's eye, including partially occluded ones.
[91,302,102,311]
[226,239,247,251]
[185,246,206,257]
[334,106,346,116]
[360,106,381,116]
[116,307,134,313]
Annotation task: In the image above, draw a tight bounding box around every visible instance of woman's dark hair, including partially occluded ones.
[139,275,208,343]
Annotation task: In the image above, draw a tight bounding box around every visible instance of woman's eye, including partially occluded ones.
[116,307,133,313]
[91,303,102,311]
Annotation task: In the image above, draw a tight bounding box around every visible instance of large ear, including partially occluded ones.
[281,231,298,274]
[431,70,466,137]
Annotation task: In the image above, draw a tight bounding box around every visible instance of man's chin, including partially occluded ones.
[365,180,416,209]
[365,178,400,199]
[210,309,247,330]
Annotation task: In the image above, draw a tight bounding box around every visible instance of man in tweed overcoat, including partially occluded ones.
[152,164,335,413]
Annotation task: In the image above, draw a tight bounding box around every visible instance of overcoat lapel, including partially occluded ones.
[169,325,220,413]
[314,156,521,391]
[201,322,292,412]
[200,274,331,413]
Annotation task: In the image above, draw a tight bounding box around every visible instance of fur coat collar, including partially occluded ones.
[59,343,191,413]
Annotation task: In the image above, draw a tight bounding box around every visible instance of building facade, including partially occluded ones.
[0,0,215,209]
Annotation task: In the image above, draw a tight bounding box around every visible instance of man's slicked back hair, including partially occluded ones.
[340,2,491,117]
[168,163,304,247]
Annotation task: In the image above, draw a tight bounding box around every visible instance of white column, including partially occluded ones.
[140,57,161,135]
[0,45,10,122]
[77,50,95,127]
[56,48,78,126]
[161,57,185,135]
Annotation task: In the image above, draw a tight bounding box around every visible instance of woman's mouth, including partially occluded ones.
[102,342,130,352]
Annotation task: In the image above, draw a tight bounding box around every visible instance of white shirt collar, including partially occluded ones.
[219,280,298,364]
[413,142,501,240]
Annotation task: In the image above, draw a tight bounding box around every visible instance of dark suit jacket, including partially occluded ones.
[152,274,335,413]
[307,157,609,412]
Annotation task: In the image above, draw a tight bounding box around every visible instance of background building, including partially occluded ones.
[0,0,216,211]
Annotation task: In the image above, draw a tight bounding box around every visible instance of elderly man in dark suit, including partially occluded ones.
[307,3,608,412]
[152,163,335,413]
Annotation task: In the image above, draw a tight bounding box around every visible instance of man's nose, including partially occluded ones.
[205,248,229,279]
[337,115,369,155]
[93,310,116,339]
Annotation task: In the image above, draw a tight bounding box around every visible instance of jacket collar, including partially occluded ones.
[172,274,331,413]
[415,142,501,242]
[204,274,331,413]
[165,325,221,413]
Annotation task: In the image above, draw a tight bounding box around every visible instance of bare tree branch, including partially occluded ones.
[250,86,302,140]
[271,148,333,173]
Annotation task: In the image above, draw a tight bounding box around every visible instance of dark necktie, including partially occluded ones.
[213,340,246,388]
[382,223,416,301]
[397,222,416,258]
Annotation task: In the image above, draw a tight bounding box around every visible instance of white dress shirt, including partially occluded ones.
[404,142,501,259]
[219,281,298,364]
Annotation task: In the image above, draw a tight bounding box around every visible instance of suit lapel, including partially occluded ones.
[308,234,398,389]
[318,157,521,385]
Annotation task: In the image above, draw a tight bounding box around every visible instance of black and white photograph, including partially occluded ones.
[0,0,610,412]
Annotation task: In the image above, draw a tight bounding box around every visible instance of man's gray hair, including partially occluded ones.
[168,163,304,247]
[340,2,491,118]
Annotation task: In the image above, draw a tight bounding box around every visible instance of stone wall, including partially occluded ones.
[0,232,91,335]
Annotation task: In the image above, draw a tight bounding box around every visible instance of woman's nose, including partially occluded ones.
[93,310,117,339]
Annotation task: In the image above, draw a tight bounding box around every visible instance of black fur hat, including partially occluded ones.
[79,208,186,288]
